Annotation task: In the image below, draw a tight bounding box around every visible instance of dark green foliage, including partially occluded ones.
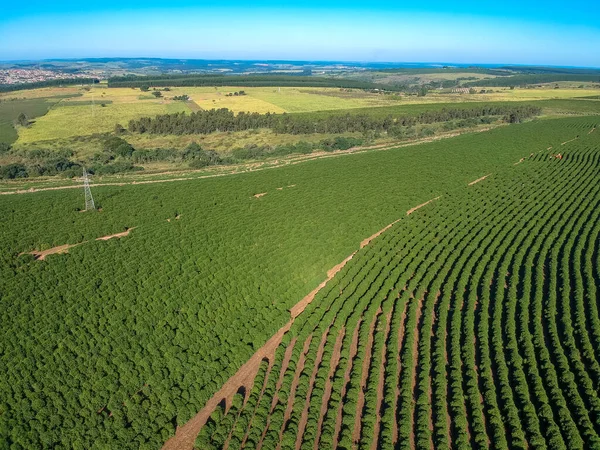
[127,105,541,136]
[0,117,598,449]
[108,74,401,91]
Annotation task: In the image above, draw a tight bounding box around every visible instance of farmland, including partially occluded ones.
[1,113,599,449]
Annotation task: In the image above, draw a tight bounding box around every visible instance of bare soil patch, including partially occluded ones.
[253,192,267,198]
[27,243,82,260]
[589,127,596,134]
[406,196,441,216]
[96,227,136,241]
[468,174,491,186]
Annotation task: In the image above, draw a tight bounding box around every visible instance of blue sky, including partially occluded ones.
[1,0,599,66]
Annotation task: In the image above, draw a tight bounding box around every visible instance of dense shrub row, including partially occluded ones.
[192,120,600,449]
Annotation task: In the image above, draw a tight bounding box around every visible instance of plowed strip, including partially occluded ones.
[96,227,136,241]
[333,321,361,448]
[276,336,313,450]
[353,306,383,446]
[468,174,491,186]
[314,328,346,450]
[371,307,393,450]
[27,243,82,260]
[295,329,330,450]
[561,137,578,145]
[406,197,441,216]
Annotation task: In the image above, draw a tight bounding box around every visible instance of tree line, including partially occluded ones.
[107,74,401,91]
[127,105,542,136]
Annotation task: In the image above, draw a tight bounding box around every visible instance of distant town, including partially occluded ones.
[0,69,96,85]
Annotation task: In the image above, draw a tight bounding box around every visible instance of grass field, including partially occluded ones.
[17,100,189,143]
[1,116,598,449]
[0,97,72,144]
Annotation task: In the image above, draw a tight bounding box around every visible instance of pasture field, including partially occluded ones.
[5,83,599,148]
[16,100,190,143]
[0,96,72,144]
[1,116,598,449]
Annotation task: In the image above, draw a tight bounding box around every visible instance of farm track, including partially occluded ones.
[167,124,600,450]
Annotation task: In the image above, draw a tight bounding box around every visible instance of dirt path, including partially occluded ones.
[276,336,312,450]
[95,227,136,241]
[294,329,330,450]
[468,174,491,186]
[25,227,135,260]
[253,192,267,199]
[371,307,393,450]
[163,323,291,450]
[28,243,82,260]
[406,196,441,216]
[333,321,361,449]
[314,328,346,450]
[561,136,579,145]
[352,306,382,447]
[291,253,356,319]
[589,127,596,134]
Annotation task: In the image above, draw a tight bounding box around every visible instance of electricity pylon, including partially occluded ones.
[83,167,95,211]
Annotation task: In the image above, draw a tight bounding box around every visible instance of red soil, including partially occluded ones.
[352,306,382,446]
[314,327,346,450]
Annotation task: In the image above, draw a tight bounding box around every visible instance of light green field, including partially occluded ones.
[17,98,189,143]
[10,84,600,146]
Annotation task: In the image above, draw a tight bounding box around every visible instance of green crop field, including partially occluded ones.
[1,115,599,449]
[193,119,600,450]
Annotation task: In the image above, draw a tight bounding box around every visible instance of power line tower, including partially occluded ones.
[83,167,95,211]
